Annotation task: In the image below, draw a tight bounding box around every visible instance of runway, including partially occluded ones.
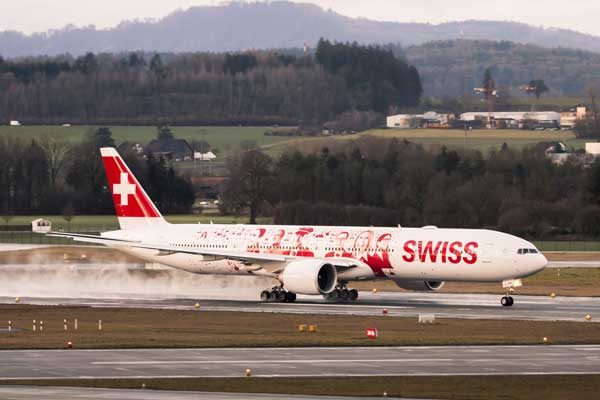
[2,291,599,322]
[1,345,600,379]
[0,386,408,400]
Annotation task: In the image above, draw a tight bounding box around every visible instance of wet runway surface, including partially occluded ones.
[1,291,599,322]
[1,345,599,379]
[0,386,409,400]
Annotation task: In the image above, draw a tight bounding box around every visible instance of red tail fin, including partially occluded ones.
[100,147,166,229]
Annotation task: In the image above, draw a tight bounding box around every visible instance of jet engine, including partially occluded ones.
[280,260,337,295]
[392,280,445,292]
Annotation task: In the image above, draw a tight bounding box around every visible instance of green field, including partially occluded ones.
[0,125,297,157]
[266,128,582,154]
[3,214,271,231]
[0,125,583,156]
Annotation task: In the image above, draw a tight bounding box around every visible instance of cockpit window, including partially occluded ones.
[518,248,539,254]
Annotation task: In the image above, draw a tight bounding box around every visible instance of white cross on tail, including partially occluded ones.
[113,173,136,206]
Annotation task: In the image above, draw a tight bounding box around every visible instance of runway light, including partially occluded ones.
[141,383,146,389]
[66,341,73,349]
[509,288,515,293]
[550,292,556,298]
[298,324,307,332]
[194,303,200,309]
[372,288,378,293]
[382,308,389,315]
[308,324,318,332]
[383,392,388,397]
[543,337,549,344]
[14,297,20,304]
[585,314,592,321]
[245,368,252,377]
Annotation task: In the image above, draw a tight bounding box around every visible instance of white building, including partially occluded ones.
[387,112,452,129]
[586,143,600,156]
[561,105,587,129]
[9,120,21,126]
[194,151,217,161]
[460,111,561,127]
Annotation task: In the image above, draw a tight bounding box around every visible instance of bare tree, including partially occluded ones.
[222,149,273,224]
[586,82,600,133]
[39,136,70,191]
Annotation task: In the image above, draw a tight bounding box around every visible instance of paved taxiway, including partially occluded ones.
[1,345,600,379]
[0,386,408,400]
[2,291,599,322]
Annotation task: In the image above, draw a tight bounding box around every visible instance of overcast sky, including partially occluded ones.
[3,0,599,36]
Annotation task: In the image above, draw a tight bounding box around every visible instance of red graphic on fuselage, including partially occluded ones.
[325,231,352,258]
[367,233,393,277]
[286,227,314,257]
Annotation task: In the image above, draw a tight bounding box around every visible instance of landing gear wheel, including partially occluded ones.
[501,296,514,307]
[260,290,270,302]
[285,292,297,303]
[348,289,359,301]
[276,291,287,302]
[340,289,349,300]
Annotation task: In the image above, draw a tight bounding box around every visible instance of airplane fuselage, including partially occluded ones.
[106,223,547,283]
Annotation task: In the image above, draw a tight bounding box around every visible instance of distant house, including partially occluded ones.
[117,141,144,155]
[194,151,217,161]
[145,139,194,161]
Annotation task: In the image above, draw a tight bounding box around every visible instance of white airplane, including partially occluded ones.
[48,147,547,307]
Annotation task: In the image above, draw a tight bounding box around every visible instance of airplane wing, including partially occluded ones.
[47,231,287,263]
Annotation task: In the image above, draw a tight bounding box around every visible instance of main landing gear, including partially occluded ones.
[260,286,297,303]
[324,283,359,301]
[501,295,514,307]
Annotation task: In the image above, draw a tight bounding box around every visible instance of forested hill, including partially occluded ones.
[404,40,600,98]
[2,1,600,57]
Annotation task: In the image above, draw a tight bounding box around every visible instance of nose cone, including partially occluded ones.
[531,253,548,275]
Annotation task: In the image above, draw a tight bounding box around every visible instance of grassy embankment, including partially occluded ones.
[0,305,599,349]
[2,375,599,400]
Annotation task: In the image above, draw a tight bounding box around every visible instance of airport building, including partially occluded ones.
[386,111,454,129]
[459,111,561,129]
[560,104,587,129]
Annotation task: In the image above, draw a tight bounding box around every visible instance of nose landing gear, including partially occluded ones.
[260,286,297,303]
[501,296,514,307]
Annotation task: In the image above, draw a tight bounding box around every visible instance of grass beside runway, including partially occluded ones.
[1,305,600,349]
[2,375,600,400]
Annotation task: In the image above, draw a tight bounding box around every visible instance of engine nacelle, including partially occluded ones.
[280,260,337,295]
[392,280,445,292]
